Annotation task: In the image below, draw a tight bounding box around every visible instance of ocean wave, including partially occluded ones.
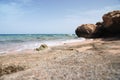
[0,40,25,44]
[0,34,78,54]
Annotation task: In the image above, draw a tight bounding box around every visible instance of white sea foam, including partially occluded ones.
[0,35,87,53]
[0,34,85,54]
[13,38,86,52]
[62,38,86,44]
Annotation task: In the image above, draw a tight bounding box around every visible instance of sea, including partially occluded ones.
[0,34,85,54]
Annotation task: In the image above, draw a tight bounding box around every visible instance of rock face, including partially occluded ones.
[75,10,120,38]
[75,24,97,38]
[102,10,120,33]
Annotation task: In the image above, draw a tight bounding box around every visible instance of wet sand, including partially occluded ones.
[0,38,120,80]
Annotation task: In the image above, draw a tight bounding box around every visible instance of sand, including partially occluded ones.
[0,38,120,80]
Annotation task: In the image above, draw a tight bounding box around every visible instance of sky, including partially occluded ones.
[0,0,120,34]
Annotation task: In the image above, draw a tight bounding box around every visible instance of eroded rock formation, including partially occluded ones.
[75,24,97,38]
[75,10,120,38]
[102,10,120,33]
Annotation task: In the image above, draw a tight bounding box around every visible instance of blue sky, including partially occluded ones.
[0,0,120,34]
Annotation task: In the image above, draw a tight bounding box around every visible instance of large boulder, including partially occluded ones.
[95,22,110,37]
[75,24,97,38]
[75,10,120,38]
[102,10,120,33]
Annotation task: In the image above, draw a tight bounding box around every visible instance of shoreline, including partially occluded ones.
[0,34,77,54]
[0,38,87,55]
[0,38,120,80]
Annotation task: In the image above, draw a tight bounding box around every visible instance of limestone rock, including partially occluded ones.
[75,24,97,38]
[102,10,120,33]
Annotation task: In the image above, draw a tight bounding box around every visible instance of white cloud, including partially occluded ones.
[16,0,33,3]
[1,5,20,15]
[64,5,120,25]
[0,1,26,16]
[0,1,26,28]
[0,0,119,34]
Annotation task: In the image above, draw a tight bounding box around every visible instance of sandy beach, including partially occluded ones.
[0,38,120,80]
[0,0,120,79]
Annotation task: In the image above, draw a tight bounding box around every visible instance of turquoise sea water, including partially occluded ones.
[0,34,84,53]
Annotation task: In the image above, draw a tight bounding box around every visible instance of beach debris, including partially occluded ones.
[0,64,25,77]
[35,44,48,51]
[75,10,120,38]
